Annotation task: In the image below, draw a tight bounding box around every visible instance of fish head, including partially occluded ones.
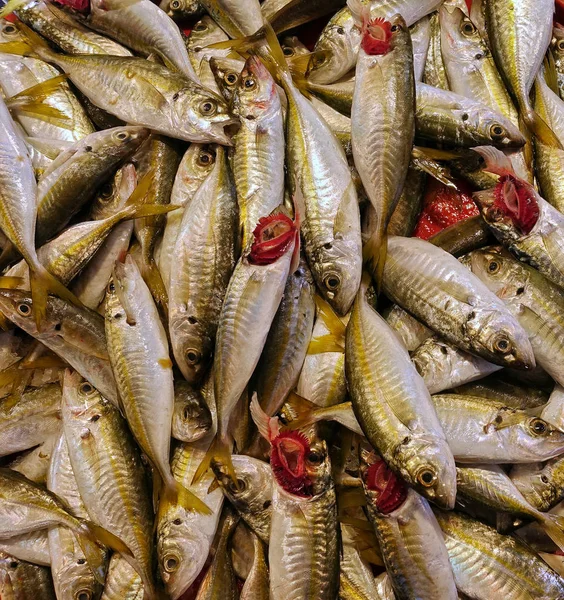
[307,10,357,84]
[86,126,150,164]
[281,36,310,58]
[0,19,27,43]
[209,57,244,104]
[474,111,527,148]
[439,5,487,67]
[359,14,408,57]
[231,56,280,122]
[90,162,137,220]
[164,0,202,19]
[360,454,408,514]
[508,415,564,462]
[510,462,559,511]
[172,381,212,442]
[171,86,238,145]
[0,289,39,333]
[552,25,564,62]
[211,455,272,514]
[395,435,457,509]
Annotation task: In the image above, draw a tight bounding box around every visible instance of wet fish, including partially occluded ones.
[198,0,264,38]
[240,530,269,600]
[0,530,50,567]
[511,456,564,513]
[0,552,56,600]
[262,0,346,34]
[172,380,212,442]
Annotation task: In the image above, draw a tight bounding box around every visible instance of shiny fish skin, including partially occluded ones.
[169,145,237,384]
[382,304,432,351]
[198,0,264,38]
[511,456,564,513]
[9,432,59,485]
[382,236,535,369]
[552,26,564,101]
[100,555,144,600]
[346,282,457,508]
[240,531,269,600]
[0,531,50,567]
[0,552,56,600]
[261,0,346,34]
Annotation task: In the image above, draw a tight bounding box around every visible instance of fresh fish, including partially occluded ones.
[0,290,119,405]
[423,11,449,90]
[169,145,237,383]
[86,0,198,81]
[339,523,382,600]
[541,385,564,434]
[186,16,229,76]
[231,55,284,250]
[100,555,144,600]
[429,214,494,256]
[351,10,415,281]
[254,255,315,417]
[0,383,61,457]
[412,336,502,394]
[209,56,245,103]
[411,15,430,82]
[172,380,212,442]
[345,280,457,508]
[0,552,56,600]
[198,0,264,38]
[360,454,458,600]
[262,0,346,34]
[61,370,156,598]
[382,304,432,351]
[0,530,50,567]
[8,434,59,487]
[212,454,273,543]
[159,144,217,291]
[47,432,102,600]
[432,393,564,463]
[240,530,269,600]
[382,235,535,369]
[511,456,564,513]
[309,96,353,156]
[436,509,564,600]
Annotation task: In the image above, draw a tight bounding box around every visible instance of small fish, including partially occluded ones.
[172,380,212,442]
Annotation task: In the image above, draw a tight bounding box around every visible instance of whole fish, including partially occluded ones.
[436,509,564,600]
[0,290,119,405]
[186,16,229,77]
[423,11,449,91]
[0,383,61,457]
[159,144,217,291]
[262,0,346,33]
[172,380,212,442]
[212,454,273,543]
[346,281,457,508]
[4,25,236,144]
[473,146,564,290]
[511,456,564,513]
[351,9,415,281]
[198,0,264,38]
[106,255,208,512]
[47,432,102,600]
[61,370,157,598]
[382,235,535,369]
[169,145,237,383]
[86,0,198,81]
[231,55,285,250]
[0,552,56,600]
[360,453,458,600]
[157,439,224,600]
[484,0,559,147]
[251,401,339,600]
[432,393,564,463]
[254,255,315,417]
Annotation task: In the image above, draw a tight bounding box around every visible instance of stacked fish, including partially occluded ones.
[1,0,564,597]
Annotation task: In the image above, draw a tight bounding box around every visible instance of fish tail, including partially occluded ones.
[192,435,236,486]
[363,227,387,293]
[112,202,180,227]
[524,108,563,150]
[28,263,81,329]
[140,258,168,319]
[158,472,211,517]
[538,512,564,553]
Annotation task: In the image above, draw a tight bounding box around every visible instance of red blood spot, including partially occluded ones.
[465,0,473,11]
[270,430,313,497]
[361,17,392,55]
[248,213,296,265]
[414,178,479,240]
[493,175,539,235]
[365,460,408,514]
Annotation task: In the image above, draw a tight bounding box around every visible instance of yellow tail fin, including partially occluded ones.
[141,258,168,320]
[0,0,32,18]
[110,203,180,228]
[0,22,54,62]
[362,229,387,293]
[524,109,563,150]
[538,512,564,554]
[158,474,212,517]
[74,523,111,584]
[192,436,236,486]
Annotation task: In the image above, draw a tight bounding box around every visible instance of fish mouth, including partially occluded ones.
[210,120,240,145]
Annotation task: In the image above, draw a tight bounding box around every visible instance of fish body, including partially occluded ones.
[262,0,345,33]
[0,552,56,600]
[198,0,264,38]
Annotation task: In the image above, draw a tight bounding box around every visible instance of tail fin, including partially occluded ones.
[192,436,237,486]
[158,473,212,516]
[140,258,168,320]
[362,227,387,293]
[538,512,564,553]
[28,263,82,329]
[524,109,563,150]
[109,202,180,228]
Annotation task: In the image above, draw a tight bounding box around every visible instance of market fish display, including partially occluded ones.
[1,0,564,598]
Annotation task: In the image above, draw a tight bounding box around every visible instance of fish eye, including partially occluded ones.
[323,273,341,291]
[307,450,323,465]
[185,349,201,365]
[173,518,182,525]
[75,590,92,600]
[416,467,437,488]
[493,335,512,354]
[8,561,18,568]
[107,281,115,293]
[461,20,477,36]
[197,150,214,166]
[229,478,246,493]
[17,303,31,317]
[529,418,548,436]
[558,39,564,51]
[336,26,345,35]
[163,554,180,573]
[312,53,326,68]
[390,24,400,32]
[282,46,294,56]
[193,21,207,31]
[2,24,17,34]
[488,260,500,273]
[79,382,95,396]
[98,183,113,199]
[182,405,193,420]
[114,131,130,141]
[224,71,238,85]
[243,76,256,90]
[199,100,217,115]
[490,123,506,140]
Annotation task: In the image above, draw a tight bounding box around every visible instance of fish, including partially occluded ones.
[212,454,273,543]
[186,15,229,77]
[511,456,564,513]
[0,552,56,600]
[9,431,59,485]
[386,164,426,237]
[0,530,50,567]
[262,0,346,34]
[382,303,432,351]
[423,11,449,91]
[47,431,103,600]
[172,380,212,442]
[105,255,209,513]
[231,55,285,251]
[168,145,237,383]
[251,398,340,600]
[411,14,431,82]
[345,279,457,508]
[198,0,264,38]
[551,25,564,101]
[360,453,458,600]
[240,530,269,600]
[382,235,535,369]
[61,370,157,598]
[435,509,564,600]
[2,23,237,144]
[209,56,245,103]
[100,554,144,600]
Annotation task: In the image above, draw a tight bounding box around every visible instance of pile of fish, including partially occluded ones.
[2,0,564,597]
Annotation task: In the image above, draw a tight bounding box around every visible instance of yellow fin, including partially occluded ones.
[140,258,168,320]
[0,22,53,62]
[0,40,33,56]
[525,109,563,150]
[543,53,559,96]
[338,487,367,509]
[0,0,32,18]
[0,276,25,289]
[192,436,236,487]
[338,516,373,531]
[362,229,387,293]
[159,476,212,517]
[538,512,564,553]
[307,334,344,354]
[315,295,346,336]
